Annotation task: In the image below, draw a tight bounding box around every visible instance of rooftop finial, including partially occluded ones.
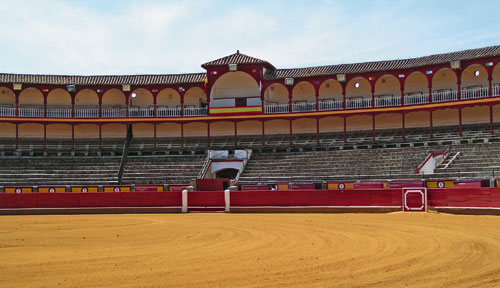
[237,50,240,54]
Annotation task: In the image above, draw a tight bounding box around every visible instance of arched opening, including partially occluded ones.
[102,89,126,117]
[0,87,15,116]
[346,77,371,109]
[461,64,489,99]
[318,79,343,110]
[184,87,207,116]
[210,71,260,107]
[47,88,72,118]
[404,72,428,105]
[129,88,153,117]
[157,88,181,117]
[432,68,458,102]
[374,75,401,107]
[291,81,316,112]
[493,63,500,97]
[264,83,289,113]
[18,88,44,117]
[74,89,99,118]
[215,168,239,179]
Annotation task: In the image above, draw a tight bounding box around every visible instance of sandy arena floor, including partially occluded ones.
[1,212,500,288]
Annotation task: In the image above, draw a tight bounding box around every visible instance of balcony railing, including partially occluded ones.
[346,98,372,109]
[184,107,207,116]
[157,107,181,117]
[265,104,289,114]
[1,87,499,119]
[374,96,401,107]
[292,102,316,112]
[404,93,429,106]
[432,90,458,103]
[319,100,343,111]
[461,87,489,100]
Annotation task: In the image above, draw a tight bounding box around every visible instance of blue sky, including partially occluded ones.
[0,0,498,75]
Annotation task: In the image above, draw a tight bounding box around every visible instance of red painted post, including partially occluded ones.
[153,93,157,117]
[98,94,102,118]
[234,121,238,148]
[43,92,48,118]
[458,108,462,137]
[261,120,265,146]
[288,88,293,113]
[126,93,129,118]
[342,83,346,109]
[457,79,461,101]
[428,85,432,103]
[343,116,347,143]
[180,90,185,117]
[71,92,75,118]
[316,118,320,145]
[207,122,210,148]
[372,115,375,143]
[15,92,19,117]
[490,105,494,135]
[429,111,433,139]
[402,113,405,140]
[371,88,375,108]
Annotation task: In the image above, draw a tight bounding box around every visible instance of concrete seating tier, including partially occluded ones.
[0,155,205,186]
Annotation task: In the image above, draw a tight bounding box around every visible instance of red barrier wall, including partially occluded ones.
[428,188,500,208]
[0,192,182,209]
[188,191,225,208]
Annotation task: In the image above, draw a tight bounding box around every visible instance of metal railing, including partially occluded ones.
[346,98,372,109]
[264,103,289,114]
[157,107,181,117]
[184,107,207,116]
[494,85,500,97]
[0,107,15,116]
[128,107,155,117]
[102,108,126,118]
[461,87,489,100]
[432,90,458,103]
[374,96,401,107]
[292,102,316,112]
[319,99,343,111]
[75,108,99,118]
[18,107,44,117]
[47,108,72,118]
[404,93,429,106]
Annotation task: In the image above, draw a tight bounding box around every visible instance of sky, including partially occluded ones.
[0,0,499,75]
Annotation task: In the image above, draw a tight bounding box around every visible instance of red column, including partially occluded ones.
[71,93,75,118]
[43,92,48,117]
[261,120,265,146]
[43,124,47,150]
[15,93,19,117]
[428,85,432,103]
[181,123,184,148]
[372,115,375,143]
[402,113,405,140]
[457,79,461,101]
[458,108,462,137]
[371,88,375,108]
[15,123,18,149]
[490,105,494,135]
[153,93,157,117]
[399,77,405,106]
[98,95,103,118]
[342,83,346,109]
[289,119,293,146]
[180,91,185,117]
[234,121,238,148]
[207,122,210,148]
[489,76,493,97]
[316,118,320,145]
[153,123,157,149]
[126,93,130,117]
[99,124,102,149]
[429,111,433,139]
[288,88,293,113]
[343,116,347,143]
[400,89,404,106]
[72,124,75,150]
[315,83,319,112]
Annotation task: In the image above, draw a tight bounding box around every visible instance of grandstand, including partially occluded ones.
[0,45,500,198]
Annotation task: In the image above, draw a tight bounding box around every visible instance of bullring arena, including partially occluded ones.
[2,46,500,287]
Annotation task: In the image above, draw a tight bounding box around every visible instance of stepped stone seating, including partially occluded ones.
[238,142,500,184]
[0,154,205,186]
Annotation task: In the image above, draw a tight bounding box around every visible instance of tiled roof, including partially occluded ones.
[202,51,275,69]
[0,73,206,86]
[264,45,500,80]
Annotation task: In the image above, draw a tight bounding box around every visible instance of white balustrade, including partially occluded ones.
[75,108,99,118]
[319,100,343,111]
[432,90,458,102]
[374,96,401,107]
[18,107,44,117]
[494,85,500,97]
[47,108,72,118]
[0,107,15,116]
[346,98,372,109]
[129,107,155,117]
[264,103,289,114]
[184,107,207,116]
[157,107,181,117]
[102,108,126,118]
[461,87,489,100]
[404,93,429,106]
[292,102,316,112]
